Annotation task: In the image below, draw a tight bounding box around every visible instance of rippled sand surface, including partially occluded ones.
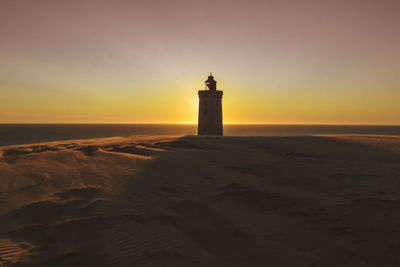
[1,135,400,266]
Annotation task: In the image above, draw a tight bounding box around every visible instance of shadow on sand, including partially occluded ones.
[1,135,400,266]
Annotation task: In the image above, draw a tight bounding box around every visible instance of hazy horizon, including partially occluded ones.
[1,122,400,126]
[1,0,399,124]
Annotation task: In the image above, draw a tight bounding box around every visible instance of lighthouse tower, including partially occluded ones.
[198,73,223,136]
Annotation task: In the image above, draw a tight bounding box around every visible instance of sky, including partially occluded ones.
[0,0,399,124]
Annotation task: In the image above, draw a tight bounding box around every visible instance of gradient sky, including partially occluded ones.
[0,0,399,124]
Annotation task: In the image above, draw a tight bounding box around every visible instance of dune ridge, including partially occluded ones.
[1,135,400,266]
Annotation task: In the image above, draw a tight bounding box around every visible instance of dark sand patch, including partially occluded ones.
[1,135,400,266]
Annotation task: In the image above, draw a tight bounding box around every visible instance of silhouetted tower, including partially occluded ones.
[198,73,223,136]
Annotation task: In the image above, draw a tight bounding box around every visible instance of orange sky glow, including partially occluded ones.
[1,0,399,124]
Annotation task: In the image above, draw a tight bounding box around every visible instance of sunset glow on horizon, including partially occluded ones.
[1,0,399,125]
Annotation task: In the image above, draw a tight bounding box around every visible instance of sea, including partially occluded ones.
[0,124,399,147]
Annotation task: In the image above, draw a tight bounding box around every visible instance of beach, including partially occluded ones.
[1,134,400,266]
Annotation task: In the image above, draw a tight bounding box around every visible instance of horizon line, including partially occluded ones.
[1,122,400,127]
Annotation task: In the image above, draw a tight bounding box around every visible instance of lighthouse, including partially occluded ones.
[198,73,223,136]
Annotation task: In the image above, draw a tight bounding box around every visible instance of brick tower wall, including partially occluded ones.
[198,90,223,136]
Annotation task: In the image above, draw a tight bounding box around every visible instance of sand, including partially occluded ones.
[1,135,400,266]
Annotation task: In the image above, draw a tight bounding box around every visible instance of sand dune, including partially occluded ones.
[1,135,400,266]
